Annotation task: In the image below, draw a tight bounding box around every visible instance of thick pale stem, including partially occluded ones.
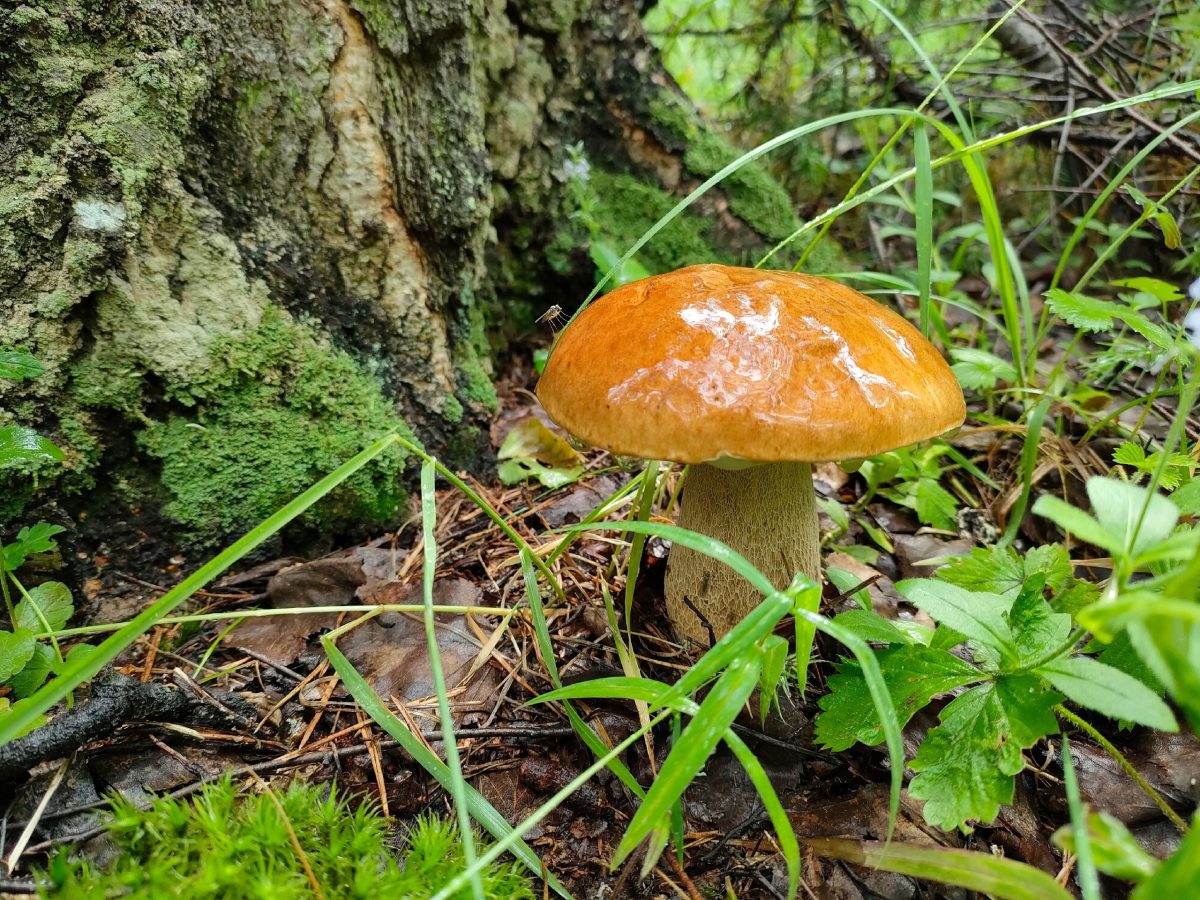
[664,461,820,645]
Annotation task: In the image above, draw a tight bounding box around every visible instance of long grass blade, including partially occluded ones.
[419,461,483,900]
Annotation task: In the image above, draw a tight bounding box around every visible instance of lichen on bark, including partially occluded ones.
[1,0,831,549]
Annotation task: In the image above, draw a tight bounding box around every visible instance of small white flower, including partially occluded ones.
[561,157,591,182]
[1184,306,1200,350]
[1190,275,1200,303]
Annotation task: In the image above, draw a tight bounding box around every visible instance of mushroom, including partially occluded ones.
[536,264,965,645]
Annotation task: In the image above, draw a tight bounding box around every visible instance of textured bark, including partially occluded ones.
[665,462,820,645]
[1,0,808,547]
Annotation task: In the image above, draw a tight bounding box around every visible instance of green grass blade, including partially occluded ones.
[624,460,660,642]
[914,121,934,338]
[555,519,905,841]
[807,837,1071,900]
[724,729,800,898]
[614,655,761,866]
[419,461,483,900]
[322,637,571,898]
[0,434,404,746]
[520,553,645,798]
[1062,735,1101,900]
[999,395,1051,547]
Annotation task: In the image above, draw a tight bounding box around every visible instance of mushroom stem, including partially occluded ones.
[665,461,820,645]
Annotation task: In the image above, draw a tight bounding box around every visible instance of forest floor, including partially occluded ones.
[4,346,1198,899]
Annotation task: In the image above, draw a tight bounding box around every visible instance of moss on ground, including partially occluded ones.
[135,309,414,543]
[649,92,802,243]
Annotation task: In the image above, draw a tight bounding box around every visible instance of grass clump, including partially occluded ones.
[137,308,415,542]
[41,778,533,899]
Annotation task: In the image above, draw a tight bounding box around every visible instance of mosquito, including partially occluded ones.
[537,305,566,328]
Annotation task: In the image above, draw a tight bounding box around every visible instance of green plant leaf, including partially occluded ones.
[1006,578,1071,665]
[0,426,65,470]
[915,479,959,530]
[1110,277,1182,303]
[1052,810,1159,882]
[1112,442,1148,467]
[496,458,584,489]
[1087,477,1179,558]
[1169,478,1200,515]
[1041,656,1176,730]
[759,634,789,723]
[1031,495,1122,555]
[909,677,1060,830]
[950,347,1016,390]
[938,545,1071,600]
[9,643,54,698]
[15,582,74,632]
[1044,289,1121,331]
[0,348,45,382]
[0,629,37,682]
[896,579,1017,663]
[830,609,926,646]
[815,645,978,750]
[1,523,67,572]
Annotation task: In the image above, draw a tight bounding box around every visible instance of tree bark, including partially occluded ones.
[1,0,806,548]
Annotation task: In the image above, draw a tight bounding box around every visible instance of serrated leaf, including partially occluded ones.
[15,582,74,632]
[1044,289,1121,332]
[915,479,958,530]
[1007,577,1071,665]
[0,426,65,469]
[950,348,1016,391]
[0,349,45,382]
[1113,442,1148,467]
[815,645,978,751]
[0,629,37,682]
[938,545,1072,601]
[1040,655,1176,731]
[1087,477,1178,558]
[909,677,1060,830]
[896,579,1017,663]
[2,522,66,571]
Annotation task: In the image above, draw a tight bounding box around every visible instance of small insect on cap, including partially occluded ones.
[536,264,965,463]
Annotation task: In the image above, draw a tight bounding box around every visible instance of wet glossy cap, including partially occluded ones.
[536,264,965,464]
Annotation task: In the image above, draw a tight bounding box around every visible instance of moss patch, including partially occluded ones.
[650,93,802,243]
[136,309,414,543]
[589,170,723,274]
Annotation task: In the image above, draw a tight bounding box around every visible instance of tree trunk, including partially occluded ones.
[1,0,808,549]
